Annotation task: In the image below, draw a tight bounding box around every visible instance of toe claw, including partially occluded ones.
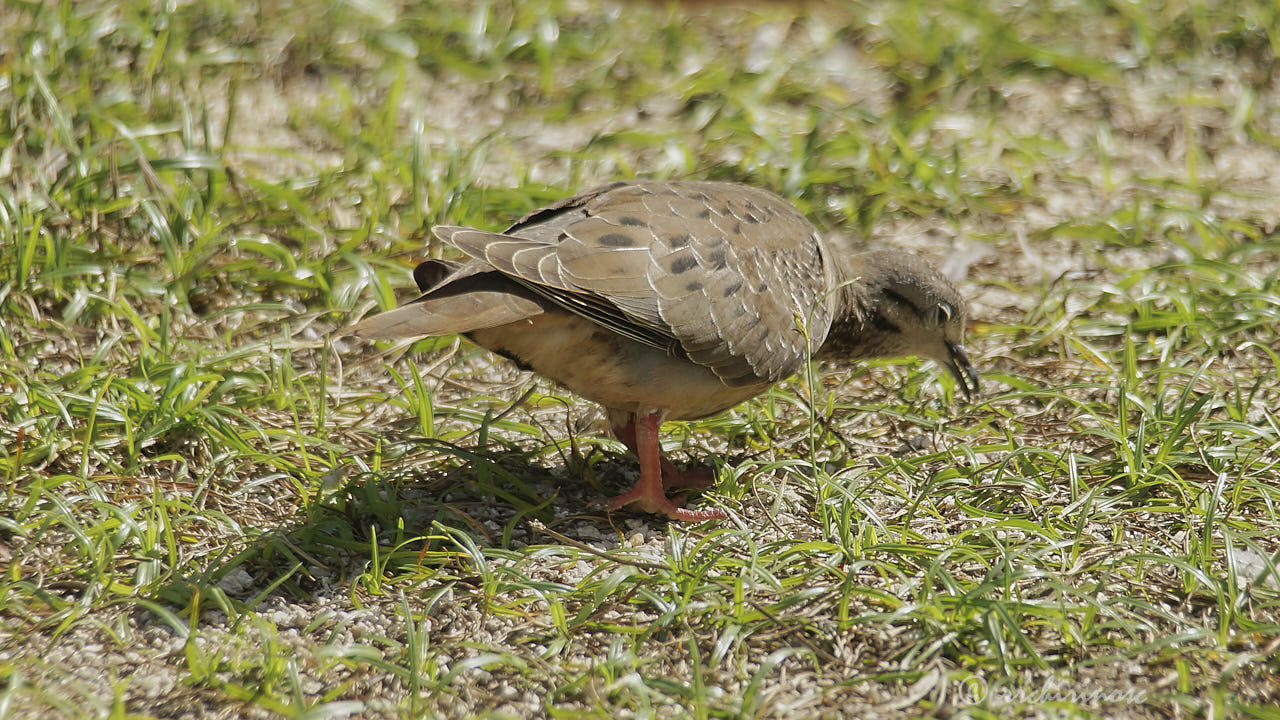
[604,486,725,521]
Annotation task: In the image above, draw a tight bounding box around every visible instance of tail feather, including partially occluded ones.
[351,269,545,339]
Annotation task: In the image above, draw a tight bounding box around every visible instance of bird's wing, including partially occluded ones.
[443,181,836,385]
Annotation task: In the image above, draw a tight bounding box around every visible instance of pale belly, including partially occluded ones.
[468,312,772,420]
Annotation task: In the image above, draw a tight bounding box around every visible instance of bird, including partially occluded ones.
[352,180,978,521]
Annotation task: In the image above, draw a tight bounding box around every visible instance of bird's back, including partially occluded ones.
[441,180,839,387]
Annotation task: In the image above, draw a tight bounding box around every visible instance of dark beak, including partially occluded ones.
[944,341,980,400]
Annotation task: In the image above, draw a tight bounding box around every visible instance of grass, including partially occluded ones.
[2,0,1280,717]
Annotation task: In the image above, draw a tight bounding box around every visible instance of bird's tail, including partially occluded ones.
[349,261,545,339]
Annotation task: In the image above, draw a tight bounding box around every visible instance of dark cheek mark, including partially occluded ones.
[883,288,918,317]
[871,312,900,335]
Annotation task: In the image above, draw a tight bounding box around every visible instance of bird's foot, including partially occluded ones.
[604,486,726,522]
[602,409,726,521]
[614,416,718,491]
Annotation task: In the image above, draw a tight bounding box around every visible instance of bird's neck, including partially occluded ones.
[814,262,895,360]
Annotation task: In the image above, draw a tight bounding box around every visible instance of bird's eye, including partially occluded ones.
[930,302,953,326]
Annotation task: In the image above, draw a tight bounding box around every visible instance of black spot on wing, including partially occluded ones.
[670,256,698,274]
[598,232,636,247]
[707,249,727,271]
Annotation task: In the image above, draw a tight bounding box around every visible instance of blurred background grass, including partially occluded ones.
[2,0,1279,718]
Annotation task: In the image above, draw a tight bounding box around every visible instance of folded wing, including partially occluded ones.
[444,181,838,386]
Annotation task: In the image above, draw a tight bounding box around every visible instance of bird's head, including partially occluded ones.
[821,250,979,398]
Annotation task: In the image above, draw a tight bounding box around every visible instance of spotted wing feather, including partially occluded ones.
[443,181,837,385]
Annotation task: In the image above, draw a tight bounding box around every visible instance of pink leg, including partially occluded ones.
[605,412,726,521]
[612,418,717,490]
